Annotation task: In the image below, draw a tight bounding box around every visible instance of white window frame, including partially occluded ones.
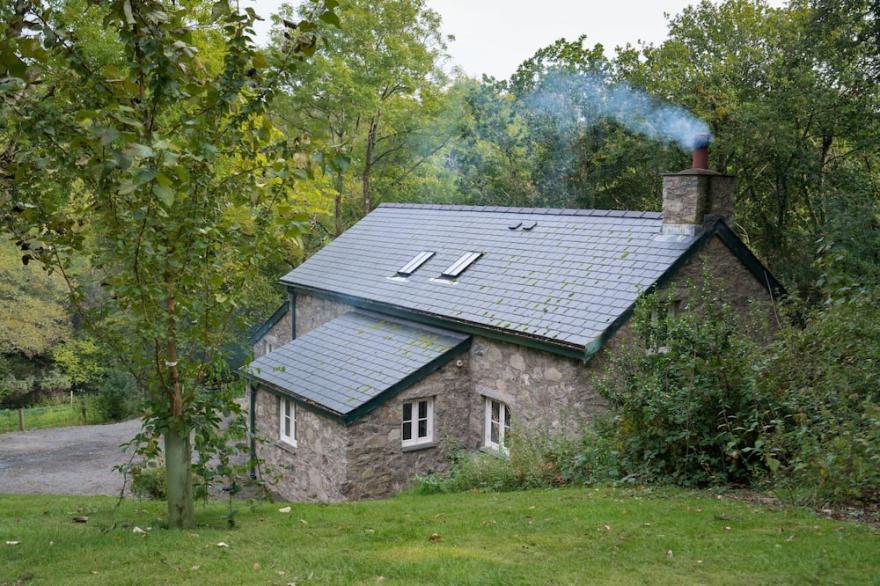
[279,397,296,447]
[401,397,434,448]
[484,397,511,453]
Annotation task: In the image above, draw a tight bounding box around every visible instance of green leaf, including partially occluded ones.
[211,0,230,21]
[152,183,175,207]
[319,11,341,27]
[94,127,120,146]
[126,143,155,159]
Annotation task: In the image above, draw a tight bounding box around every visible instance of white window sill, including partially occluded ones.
[275,440,297,454]
[480,444,510,457]
[401,441,436,453]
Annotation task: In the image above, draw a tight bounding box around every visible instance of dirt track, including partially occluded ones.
[0,419,140,496]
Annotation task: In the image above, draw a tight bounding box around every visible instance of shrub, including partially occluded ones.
[95,370,140,421]
[131,463,167,499]
[756,292,880,503]
[595,281,777,487]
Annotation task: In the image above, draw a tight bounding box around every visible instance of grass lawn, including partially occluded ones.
[0,487,877,585]
[0,399,105,434]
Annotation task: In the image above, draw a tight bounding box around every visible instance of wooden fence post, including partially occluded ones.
[18,407,24,432]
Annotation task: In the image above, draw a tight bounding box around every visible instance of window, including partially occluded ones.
[279,397,296,447]
[401,397,433,448]
[398,251,435,277]
[441,251,483,279]
[484,398,511,452]
[266,342,274,354]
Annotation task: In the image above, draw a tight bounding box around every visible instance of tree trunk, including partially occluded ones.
[334,167,344,236]
[164,424,195,529]
[362,113,380,214]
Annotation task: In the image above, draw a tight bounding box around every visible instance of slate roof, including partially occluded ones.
[280,203,699,352]
[247,311,469,418]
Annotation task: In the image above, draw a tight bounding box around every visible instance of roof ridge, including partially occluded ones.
[376,202,662,219]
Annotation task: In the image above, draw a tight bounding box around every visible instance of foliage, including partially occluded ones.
[2,490,879,584]
[130,463,168,500]
[271,0,452,234]
[0,0,339,528]
[595,279,777,487]
[0,240,70,358]
[95,369,140,421]
[50,337,106,390]
[755,292,880,503]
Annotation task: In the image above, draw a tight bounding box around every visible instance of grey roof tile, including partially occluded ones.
[248,312,469,415]
[281,204,696,351]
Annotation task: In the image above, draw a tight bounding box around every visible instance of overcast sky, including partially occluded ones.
[243,0,787,80]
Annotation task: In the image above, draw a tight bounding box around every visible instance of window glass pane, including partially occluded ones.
[491,400,500,422]
[402,421,412,441]
[490,420,499,443]
[285,416,291,437]
[402,402,412,422]
[418,418,427,438]
[284,400,290,418]
[418,400,427,419]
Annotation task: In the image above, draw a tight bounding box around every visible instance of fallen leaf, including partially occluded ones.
[278,506,292,513]
[277,570,286,576]
[666,550,673,558]
[216,542,229,548]
[786,534,796,542]
[300,519,308,525]
[5,541,20,546]
[428,533,441,542]
[603,524,611,531]
[253,562,261,571]
[132,527,146,535]
[724,526,732,531]
[697,560,703,564]
[377,577,386,583]
[191,566,200,571]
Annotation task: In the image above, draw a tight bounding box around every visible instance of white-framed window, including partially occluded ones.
[648,299,683,353]
[401,397,433,448]
[484,398,511,452]
[279,397,296,447]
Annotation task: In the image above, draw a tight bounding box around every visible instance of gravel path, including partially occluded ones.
[0,420,141,496]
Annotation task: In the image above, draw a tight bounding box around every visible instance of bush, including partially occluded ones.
[413,428,619,494]
[131,463,167,499]
[756,293,880,503]
[595,281,777,487]
[95,370,140,421]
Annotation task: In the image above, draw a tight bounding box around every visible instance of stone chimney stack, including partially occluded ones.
[661,134,736,237]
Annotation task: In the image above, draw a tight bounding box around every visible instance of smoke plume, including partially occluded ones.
[524,72,711,151]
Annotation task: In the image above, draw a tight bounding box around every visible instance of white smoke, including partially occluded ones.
[524,72,711,151]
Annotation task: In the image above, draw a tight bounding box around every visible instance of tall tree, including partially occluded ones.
[0,0,339,528]
[271,0,448,230]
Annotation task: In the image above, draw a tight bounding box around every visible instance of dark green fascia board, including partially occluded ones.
[243,336,471,426]
[288,290,297,340]
[282,283,587,361]
[583,217,785,360]
[247,299,290,346]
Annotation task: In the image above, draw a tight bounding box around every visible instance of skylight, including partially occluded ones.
[441,251,483,279]
[397,251,434,277]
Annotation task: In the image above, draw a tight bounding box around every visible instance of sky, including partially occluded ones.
[243,0,788,80]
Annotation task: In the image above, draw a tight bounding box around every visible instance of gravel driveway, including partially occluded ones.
[0,420,140,496]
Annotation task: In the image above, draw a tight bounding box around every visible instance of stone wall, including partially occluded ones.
[295,292,353,337]
[343,356,474,499]
[254,309,292,358]
[253,386,349,502]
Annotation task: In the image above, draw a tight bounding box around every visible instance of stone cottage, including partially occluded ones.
[246,142,783,501]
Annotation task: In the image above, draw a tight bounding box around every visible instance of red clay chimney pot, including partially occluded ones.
[692,133,711,170]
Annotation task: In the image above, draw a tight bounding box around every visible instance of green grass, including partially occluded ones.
[0,398,106,434]
[0,488,877,585]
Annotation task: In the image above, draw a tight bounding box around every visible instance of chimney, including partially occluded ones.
[661,134,735,237]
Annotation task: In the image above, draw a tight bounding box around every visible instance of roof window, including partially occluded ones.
[397,251,434,277]
[441,251,483,279]
[522,221,538,231]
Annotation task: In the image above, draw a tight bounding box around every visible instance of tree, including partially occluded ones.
[271,0,449,231]
[0,0,339,528]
